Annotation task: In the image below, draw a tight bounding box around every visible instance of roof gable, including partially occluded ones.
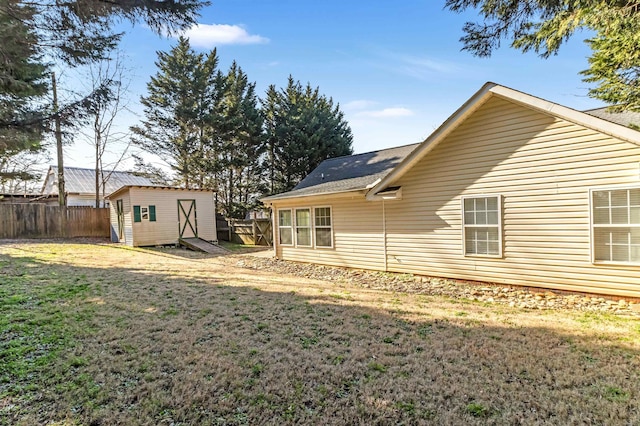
[367,82,640,199]
[42,167,154,195]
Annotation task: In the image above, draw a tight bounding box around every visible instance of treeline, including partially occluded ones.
[132,37,353,218]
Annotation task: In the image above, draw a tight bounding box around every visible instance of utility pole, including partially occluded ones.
[52,72,66,207]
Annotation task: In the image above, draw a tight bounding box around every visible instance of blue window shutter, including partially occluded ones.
[149,205,156,222]
[133,205,141,222]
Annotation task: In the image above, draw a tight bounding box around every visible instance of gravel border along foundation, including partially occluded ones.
[235,255,640,317]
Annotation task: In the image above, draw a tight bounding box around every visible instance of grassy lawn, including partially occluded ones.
[1,241,639,425]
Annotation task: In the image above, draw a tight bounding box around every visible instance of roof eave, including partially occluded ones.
[261,187,366,204]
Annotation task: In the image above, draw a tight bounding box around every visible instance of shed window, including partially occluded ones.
[314,207,333,248]
[278,209,293,245]
[295,208,312,246]
[592,187,640,264]
[133,205,156,223]
[462,195,502,257]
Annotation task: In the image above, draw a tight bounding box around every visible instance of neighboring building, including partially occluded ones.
[262,82,640,298]
[41,166,153,207]
[105,185,217,247]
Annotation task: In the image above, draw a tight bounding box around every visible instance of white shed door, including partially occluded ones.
[178,199,198,238]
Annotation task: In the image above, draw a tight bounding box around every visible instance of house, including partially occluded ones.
[41,166,153,207]
[262,82,640,298]
[105,185,217,247]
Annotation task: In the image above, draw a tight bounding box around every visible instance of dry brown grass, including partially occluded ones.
[1,240,639,425]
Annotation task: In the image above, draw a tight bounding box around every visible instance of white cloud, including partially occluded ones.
[356,107,414,118]
[182,24,269,47]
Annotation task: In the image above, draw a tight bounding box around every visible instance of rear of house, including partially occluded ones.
[263,83,640,297]
[107,186,216,247]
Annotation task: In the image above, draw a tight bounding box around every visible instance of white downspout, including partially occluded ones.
[382,199,388,272]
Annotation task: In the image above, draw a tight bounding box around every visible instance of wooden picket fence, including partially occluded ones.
[0,204,110,239]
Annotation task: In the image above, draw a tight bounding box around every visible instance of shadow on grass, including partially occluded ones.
[1,246,639,426]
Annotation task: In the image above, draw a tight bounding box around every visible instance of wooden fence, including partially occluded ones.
[0,204,110,239]
[228,218,273,246]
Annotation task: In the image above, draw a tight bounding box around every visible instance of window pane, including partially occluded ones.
[296,209,310,226]
[612,245,629,262]
[631,189,640,206]
[464,211,475,225]
[487,211,498,225]
[611,191,628,207]
[280,228,292,245]
[487,227,499,241]
[279,210,291,226]
[631,246,640,263]
[476,198,486,211]
[592,191,609,208]
[477,239,488,254]
[631,228,640,244]
[630,207,640,224]
[464,198,474,211]
[488,241,499,255]
[612,230,629,245]
[475,211,487,225]
[486,197,498,211]
[594,207,610,224]
[465,232,476,255]
[611,207,628,224]
[315,228,332,247]
[296,228,311,246]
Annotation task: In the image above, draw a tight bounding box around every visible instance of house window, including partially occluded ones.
[314,207,333,248]
[278,209,293,245]
[592,187,640,264]
[462,195,502,257]
[295,208,312,246]
[133,205,157,223]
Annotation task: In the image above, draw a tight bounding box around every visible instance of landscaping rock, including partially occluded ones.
[233,255,640,317]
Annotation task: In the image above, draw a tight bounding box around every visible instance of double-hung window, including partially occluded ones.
[295,208,312,246]
[462,195,502,257]
[314,207,333,248]
[592,187,640,264]
[278,209,293,245]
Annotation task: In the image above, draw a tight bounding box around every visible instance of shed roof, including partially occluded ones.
[261,143,419,201]
[105,185,214,199]
[43,166,153,195]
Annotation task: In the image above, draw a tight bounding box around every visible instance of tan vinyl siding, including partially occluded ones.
[273,194,385,270]
[127,188,216,247]
[384,96,640,296]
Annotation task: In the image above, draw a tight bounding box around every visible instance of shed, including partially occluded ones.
[106,185,217,247]
[42,166,153,207]
[262,82,640,298]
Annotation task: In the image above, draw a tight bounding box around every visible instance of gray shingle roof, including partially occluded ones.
[43,166,154,195]
[262,143,419,201]
[584,107,640,128]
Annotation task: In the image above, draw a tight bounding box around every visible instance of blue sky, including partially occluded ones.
[57,0,601,171]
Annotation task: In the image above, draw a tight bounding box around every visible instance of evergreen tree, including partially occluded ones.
[216,62,264,218]
[445,0,640,110]
[0,0,205,163]
[263,77,353,194]
[132,37,223,188]
[0,1,48,176]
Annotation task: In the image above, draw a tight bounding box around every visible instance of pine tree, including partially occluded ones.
[132,37,224,188]
[217,62,264,218]
[263,77,353,194]
[445,0,640,110]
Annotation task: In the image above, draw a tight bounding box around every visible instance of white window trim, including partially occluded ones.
[277,208,293,247]
[589,185,640,266]
[461,194,503,258]
[294,207,313,247]
[313,206,334,249]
